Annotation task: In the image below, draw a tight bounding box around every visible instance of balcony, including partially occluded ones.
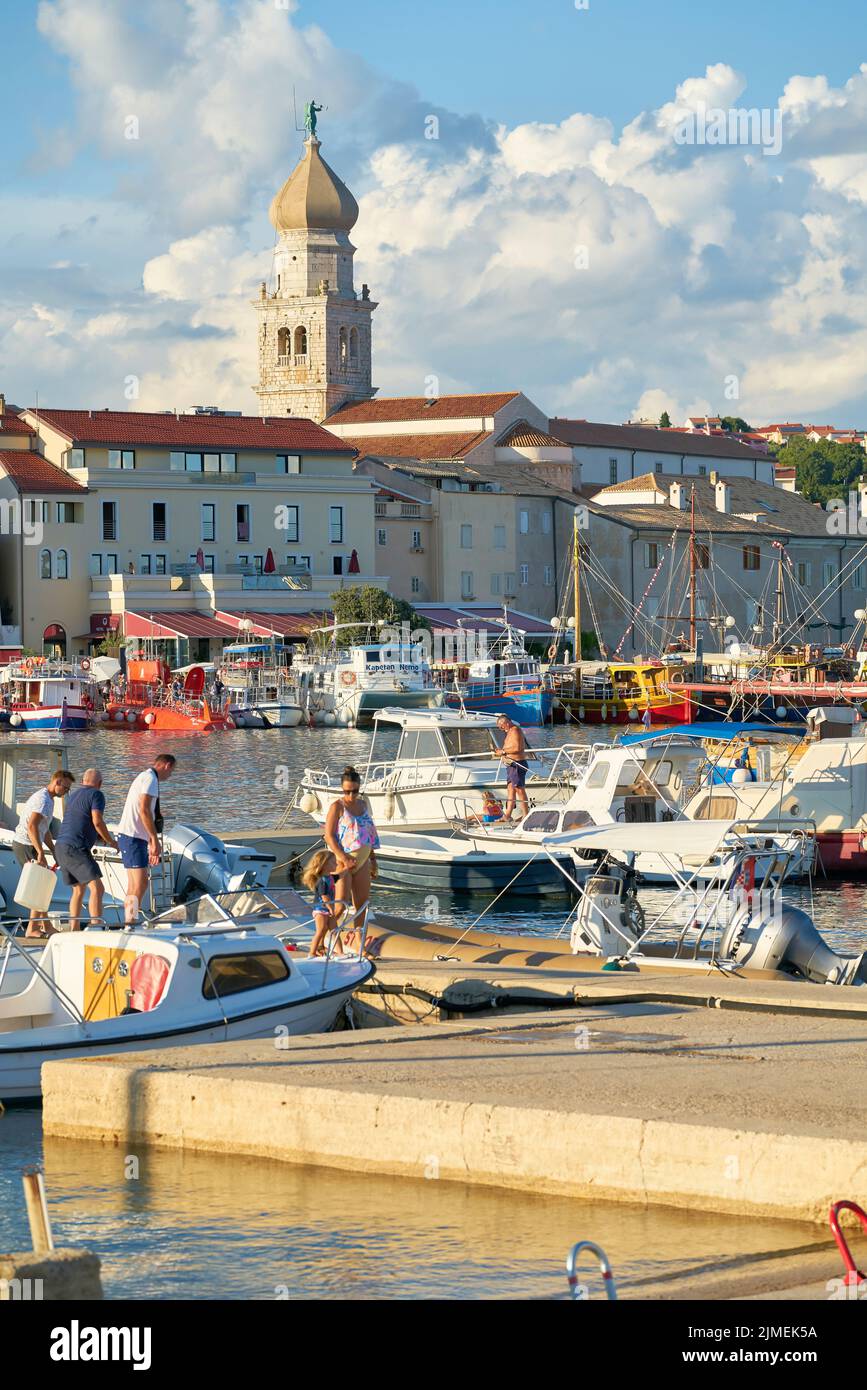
[276,355,309,367]
[401,503,421,518]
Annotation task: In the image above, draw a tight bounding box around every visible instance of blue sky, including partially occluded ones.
[3,0,867,424]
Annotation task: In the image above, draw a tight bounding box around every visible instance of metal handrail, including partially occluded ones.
[0,922,86,1024]
[566,1241,618,1301]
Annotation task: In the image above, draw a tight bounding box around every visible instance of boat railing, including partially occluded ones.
[0,921,87,1022]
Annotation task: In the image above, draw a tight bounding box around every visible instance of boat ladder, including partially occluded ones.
[829,1201,867,1292]
[566,1241,618,1300]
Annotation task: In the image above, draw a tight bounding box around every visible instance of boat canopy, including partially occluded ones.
[549,821,737,856]
[619,722,801,746]
[373,707,499,728]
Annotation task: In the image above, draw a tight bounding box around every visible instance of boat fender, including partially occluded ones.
[127,711,137,723]
[628,706,638,720]
[9,713,22,727]
[600,703,607,721]
[299,790,320,815]
[578,705,585,720]
[384,790,396,821]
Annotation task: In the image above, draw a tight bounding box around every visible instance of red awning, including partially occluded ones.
[125,611,239,640]
[216,610,326,638]
[43,623,66,640]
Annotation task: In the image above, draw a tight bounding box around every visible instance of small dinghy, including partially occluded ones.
[0,889,373,1101]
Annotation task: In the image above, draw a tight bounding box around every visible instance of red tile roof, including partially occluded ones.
[550,419,768,461]
[31,410,355,454]
[326,392,520,426]
[0,451,87,494]
[496,420,566,448]
[0,410,36,436]
[349,431,490,460]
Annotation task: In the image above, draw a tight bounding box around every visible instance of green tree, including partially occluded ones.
[658,411,671,429]
[720,416,750,433]
[328,585,431,647]
[780,436,866,505]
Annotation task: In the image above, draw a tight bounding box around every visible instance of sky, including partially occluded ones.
[2,0,867,426]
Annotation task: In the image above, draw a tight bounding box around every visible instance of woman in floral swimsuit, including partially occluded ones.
[324,765,380,929]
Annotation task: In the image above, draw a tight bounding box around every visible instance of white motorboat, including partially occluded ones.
[293,627,443,727]
[291,707,589,829]
[457,736,816,884]
[0,888,373,1101]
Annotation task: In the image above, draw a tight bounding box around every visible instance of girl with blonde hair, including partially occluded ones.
[301,848,351,957]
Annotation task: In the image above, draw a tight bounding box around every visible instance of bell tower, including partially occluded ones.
[254,120,376,422]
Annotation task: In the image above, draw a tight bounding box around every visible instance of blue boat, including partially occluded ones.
[437,618,553,725]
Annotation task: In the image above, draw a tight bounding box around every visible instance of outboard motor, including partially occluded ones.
[164,824,263,901]
[720,902,867,986]
[571,862,643,957]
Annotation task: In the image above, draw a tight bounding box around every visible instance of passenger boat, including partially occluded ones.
[0,657,108,731]
[220,642,303,728]
[294,628,443,727]
[106,658,232,731]
[0,889,374,1101]
[363,825,866,989]
[434,613,552,725]
[549,659,690,725]
[291,707,588,829]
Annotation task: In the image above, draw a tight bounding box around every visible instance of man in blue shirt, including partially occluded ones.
[54,768,119,930]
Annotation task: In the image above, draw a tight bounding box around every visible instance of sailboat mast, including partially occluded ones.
[688,487,697,651]
[573,508,582,663]
[774,544,784,645]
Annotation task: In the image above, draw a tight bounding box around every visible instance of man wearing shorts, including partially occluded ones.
[12,768,75,936]
[117,754,176,921]
[54,768,118,930]
[496,714,529,821]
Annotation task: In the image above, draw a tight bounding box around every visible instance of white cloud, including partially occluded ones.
[3,8,867,429]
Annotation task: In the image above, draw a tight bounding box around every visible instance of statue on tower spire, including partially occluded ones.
[304,99,323,138]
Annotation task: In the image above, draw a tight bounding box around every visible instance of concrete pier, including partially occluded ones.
[42,972,867,1231]
[1,1250,102,1300]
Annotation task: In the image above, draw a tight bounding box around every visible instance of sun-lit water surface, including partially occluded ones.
[0,1107,826,1300]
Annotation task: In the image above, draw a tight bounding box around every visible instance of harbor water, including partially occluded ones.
[0,1107,825,1299]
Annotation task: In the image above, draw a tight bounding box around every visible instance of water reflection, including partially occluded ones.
[0,1109,825,1300]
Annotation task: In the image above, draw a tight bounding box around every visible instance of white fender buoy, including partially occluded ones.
[9,713,22,727]
[323,712,337,726]
[578,705,585,720]
[628,706,639,721]
[144,712,155,725]
[384,790,396,821]
[600,703,607,721]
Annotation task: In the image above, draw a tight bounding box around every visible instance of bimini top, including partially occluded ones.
[373,707,499,729]
[546,820,737,857]
[619,721,801,746]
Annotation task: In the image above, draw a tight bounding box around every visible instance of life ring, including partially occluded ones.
[80,658,90,671]
[340,671,357,687]
[548,644,558,660]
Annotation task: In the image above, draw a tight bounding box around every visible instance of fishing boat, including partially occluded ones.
[0,657,111,731]
[294,627,443,727]
[363,824,866,988]
[291,707,588,829]
[106,658,232,731]
[0,889,374,1101]
[220,642,303,728]
[672,643,867,723]
[433,609,553,725]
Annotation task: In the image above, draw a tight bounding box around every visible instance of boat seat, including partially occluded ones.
[129,953,170,1012]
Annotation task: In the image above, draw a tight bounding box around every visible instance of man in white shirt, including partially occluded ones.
[116,754,176,921]
[13,768,75,936]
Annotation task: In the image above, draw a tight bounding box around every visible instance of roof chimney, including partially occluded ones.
[668,480,688,511]
[715,479,731,513]
[0,393,5,416]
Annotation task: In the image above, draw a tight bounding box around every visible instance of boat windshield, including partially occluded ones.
[441,727,503,758]
[152,890,294,927]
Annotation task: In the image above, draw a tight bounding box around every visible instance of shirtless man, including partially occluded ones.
[496,714,529,821]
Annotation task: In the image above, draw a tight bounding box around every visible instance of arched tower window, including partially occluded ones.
[339,327,348,367]
[293,326,308,361]
[349,327,359,363]
[277,326,290,363]
[56,549,68,580]
[40,549,52,579]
